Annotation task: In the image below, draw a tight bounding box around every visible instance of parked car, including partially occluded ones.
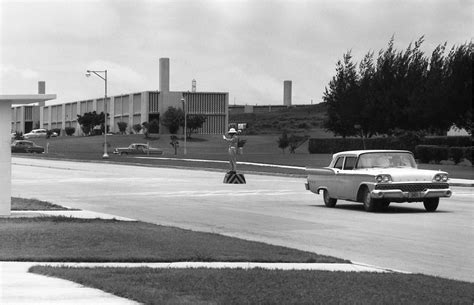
[24,128,57,139]
[113,143,163,155]
[11,140,45,154]
[305,150,452,212]
[24,129,47,139]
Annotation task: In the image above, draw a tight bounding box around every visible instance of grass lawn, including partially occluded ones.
[4,203,474,303]
[30,266,474,305]
[0,217,344,263]
[16,133,474,179]
[11,197,74,210]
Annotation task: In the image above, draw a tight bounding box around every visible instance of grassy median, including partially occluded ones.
[30,266,474,305]
[8,196,474,304]
[0,217,343,263]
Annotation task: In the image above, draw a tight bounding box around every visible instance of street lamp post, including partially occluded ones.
[181,98,187,155]
[86,69,109,159]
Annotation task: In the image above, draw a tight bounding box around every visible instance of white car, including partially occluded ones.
[24,129,47,139]
[24,129,57,139]
[305,150,452,212]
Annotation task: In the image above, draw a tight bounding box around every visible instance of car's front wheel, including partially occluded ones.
[362,187,377,212]
[423,198,439,212]
[323,189,337,207]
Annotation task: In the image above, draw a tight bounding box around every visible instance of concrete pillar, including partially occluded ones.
[159,58,170,93]
[141,92,149,124]
[19,107,25,133]
[108,97,114,133]
[283,80,292,107]
[0,101,12,215]
[128,94,134,132]
[61,104,66,133]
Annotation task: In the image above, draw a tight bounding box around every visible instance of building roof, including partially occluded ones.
[1,94,56,105]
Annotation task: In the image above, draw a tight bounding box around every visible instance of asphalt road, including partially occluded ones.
[11,157,474,282]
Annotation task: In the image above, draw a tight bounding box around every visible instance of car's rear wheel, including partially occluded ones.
[362,187,377,212]
[120,152,128,156]
[322,189,337,207]
[423,198,439,212]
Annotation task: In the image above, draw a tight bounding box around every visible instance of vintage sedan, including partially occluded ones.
[23,128,57,139]
[305,150,452,212]
[24,129,47,139]
[11,140,45,154]
[113,143,163,156]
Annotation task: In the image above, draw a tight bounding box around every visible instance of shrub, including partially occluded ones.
[277,131,290,152]
[142,122,150,138]
[81,125,91,135]
[132,124,142,134]
[65,127,75,136]
[431,146,449,163]
[415,145,449,164]
[415,145,436,163]
[14,131,24,140]
[288,134,310,153]
[117,122,128,134]
[149,119,160,134]
[449,147,465,164]
[464,147,473,163]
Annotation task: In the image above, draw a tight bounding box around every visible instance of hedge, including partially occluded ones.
[422,136,472,147]
[415,145,473,164]
[308,137,419,154]
[308,136,472,154]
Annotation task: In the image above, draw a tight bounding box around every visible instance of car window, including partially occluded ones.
[357,152,416,169]
[344,157,356,170]
[334,157,344,169]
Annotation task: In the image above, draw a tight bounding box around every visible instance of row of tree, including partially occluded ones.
[162,106,207,138]
[323,36,472,137]
[76,106,207,138]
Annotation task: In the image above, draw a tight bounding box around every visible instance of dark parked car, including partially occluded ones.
[11,140,45,154]
[113,143,163,155]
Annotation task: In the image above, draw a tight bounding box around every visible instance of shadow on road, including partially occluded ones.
[311,203,451,214]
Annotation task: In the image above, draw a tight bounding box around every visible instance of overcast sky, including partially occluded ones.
[0,0,472,106]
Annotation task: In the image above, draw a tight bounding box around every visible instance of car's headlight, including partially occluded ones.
[433,173,448,182]
[375,174,392,183]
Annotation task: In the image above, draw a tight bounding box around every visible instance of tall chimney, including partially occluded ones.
[159,58,170,92]
[38,81,46,106]
[283,80,292,106]
[38,81,45,94]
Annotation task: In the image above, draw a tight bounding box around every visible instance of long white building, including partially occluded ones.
[12,58,229,135]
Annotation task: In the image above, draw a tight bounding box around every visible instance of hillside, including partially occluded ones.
[229,103,330,136]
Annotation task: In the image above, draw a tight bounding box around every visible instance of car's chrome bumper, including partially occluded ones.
[371,188,452,199]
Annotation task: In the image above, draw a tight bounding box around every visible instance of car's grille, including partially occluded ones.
[375,183,449,192]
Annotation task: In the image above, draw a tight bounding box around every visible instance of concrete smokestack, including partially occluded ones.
[38,81,46,106]
[38,81,45,94]
[159,58,170,92]
[283,80,292,106]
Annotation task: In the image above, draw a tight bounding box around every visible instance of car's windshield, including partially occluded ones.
[356,152,416,169]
